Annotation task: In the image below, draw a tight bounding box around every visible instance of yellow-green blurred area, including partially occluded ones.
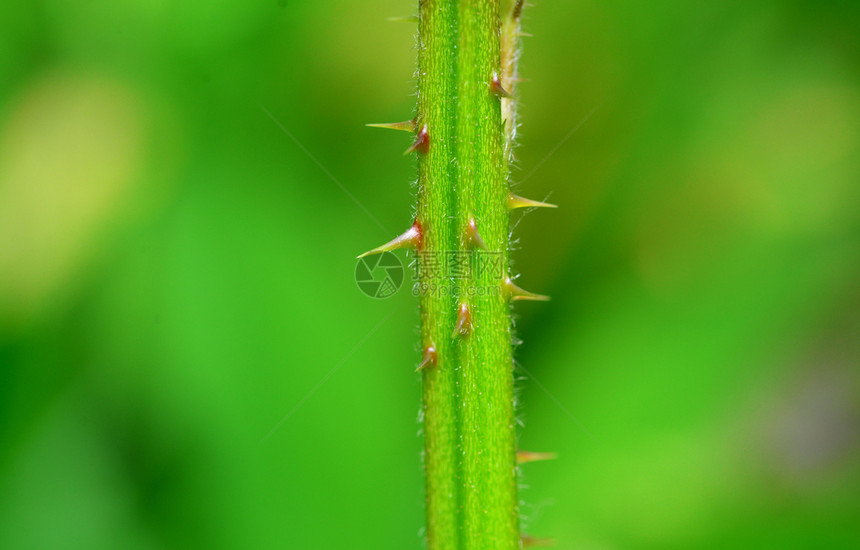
[1,0,859,547]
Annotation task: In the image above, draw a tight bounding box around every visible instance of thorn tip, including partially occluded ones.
[517,450,558,464]
[386,15,418,23]
[366,119,416,133]
[508,193,558,210]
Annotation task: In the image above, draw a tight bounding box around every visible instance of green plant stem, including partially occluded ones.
[454,1,518,549]
[362,1,532,547]
[417,1,519,549]
[417,1,460,549]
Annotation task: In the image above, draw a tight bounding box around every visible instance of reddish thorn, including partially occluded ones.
[404,124,430,155]
[412,219,424,251]
[452,303,472,338]
[465,217,488,250]
[357,222,421,258]
[416,345,437,371]
[490,72,512,98]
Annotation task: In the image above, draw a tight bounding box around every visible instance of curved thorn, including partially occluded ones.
[366,119,416,133]
[416,345,438,372]
[404,124,430,155]
[517,450,558,464]
[522,535,557,548]
[452,303,472,339]
[505,277,550,302]
[386,15,418,23]
[508,193,558,210]
[490,72,512,98]
[466,218,488,250]
[357,221,422,258]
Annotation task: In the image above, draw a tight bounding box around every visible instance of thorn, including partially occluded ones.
[416,345,438,371]
[505,278,550,302]
[386,15,418,23]
[357,221,422,258]
[512,0,526,20]
[508,193,558,210]
[465,218,488,250]
[366,119,416,133]
[522,535,556,548]
[490,72,512,98]
[404,124,430,155]
[452,303,472,338]
[518,31,534,38]
[517,450,558,464]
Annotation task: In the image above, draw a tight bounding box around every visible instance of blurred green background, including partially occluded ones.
[1,0,859,548]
